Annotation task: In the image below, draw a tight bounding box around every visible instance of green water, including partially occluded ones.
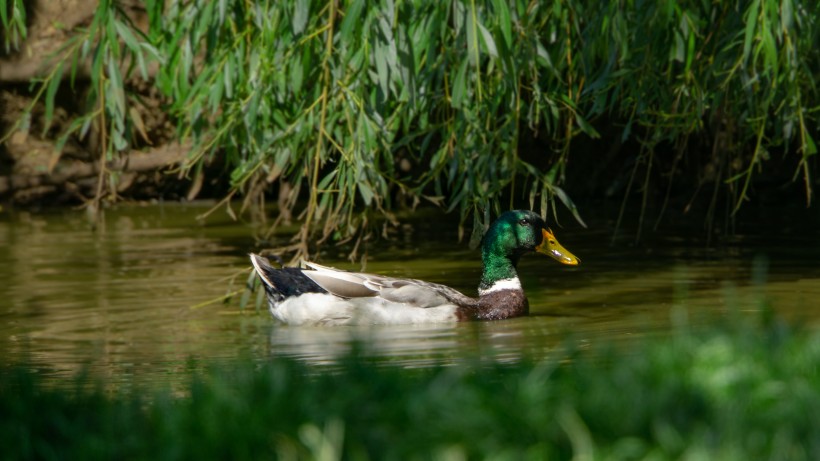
[1,203,818,387]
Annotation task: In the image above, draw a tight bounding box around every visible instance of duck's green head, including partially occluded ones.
[482,210,580,267]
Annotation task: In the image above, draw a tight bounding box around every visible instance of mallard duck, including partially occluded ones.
[250,210,579,325]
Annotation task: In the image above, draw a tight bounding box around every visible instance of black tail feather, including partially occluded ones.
[250,254,326,303]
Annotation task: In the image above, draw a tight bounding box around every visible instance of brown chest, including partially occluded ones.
[455,289,528,321]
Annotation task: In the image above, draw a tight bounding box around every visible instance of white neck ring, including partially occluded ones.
[478,277,522,296]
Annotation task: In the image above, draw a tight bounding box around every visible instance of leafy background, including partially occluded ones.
[1,0,818,257]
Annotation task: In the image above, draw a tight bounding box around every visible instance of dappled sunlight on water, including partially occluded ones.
[1,202,819,388]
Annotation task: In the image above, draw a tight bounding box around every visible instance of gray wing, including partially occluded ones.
[301,261,477,308]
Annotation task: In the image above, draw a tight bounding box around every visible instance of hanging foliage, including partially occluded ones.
[1,0,818,255]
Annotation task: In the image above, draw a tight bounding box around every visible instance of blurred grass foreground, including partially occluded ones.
[3,311,818,460]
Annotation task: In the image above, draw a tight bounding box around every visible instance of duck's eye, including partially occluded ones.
[518,219,529,226]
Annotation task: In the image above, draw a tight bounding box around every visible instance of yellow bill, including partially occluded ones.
[535,228,580,266]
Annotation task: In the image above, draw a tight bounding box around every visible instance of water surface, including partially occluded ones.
[1,203,817,388]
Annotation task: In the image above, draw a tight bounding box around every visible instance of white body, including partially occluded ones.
[269,293,459,326]
[250,256,469,326]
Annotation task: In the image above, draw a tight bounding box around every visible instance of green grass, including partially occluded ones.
[2,312,819,460]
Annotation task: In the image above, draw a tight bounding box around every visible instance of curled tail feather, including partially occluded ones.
[249,254,326,304]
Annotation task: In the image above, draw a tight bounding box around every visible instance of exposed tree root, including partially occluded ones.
[0,141,190,202]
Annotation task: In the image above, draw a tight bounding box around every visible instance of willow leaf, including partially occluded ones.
[43,62,64,132]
